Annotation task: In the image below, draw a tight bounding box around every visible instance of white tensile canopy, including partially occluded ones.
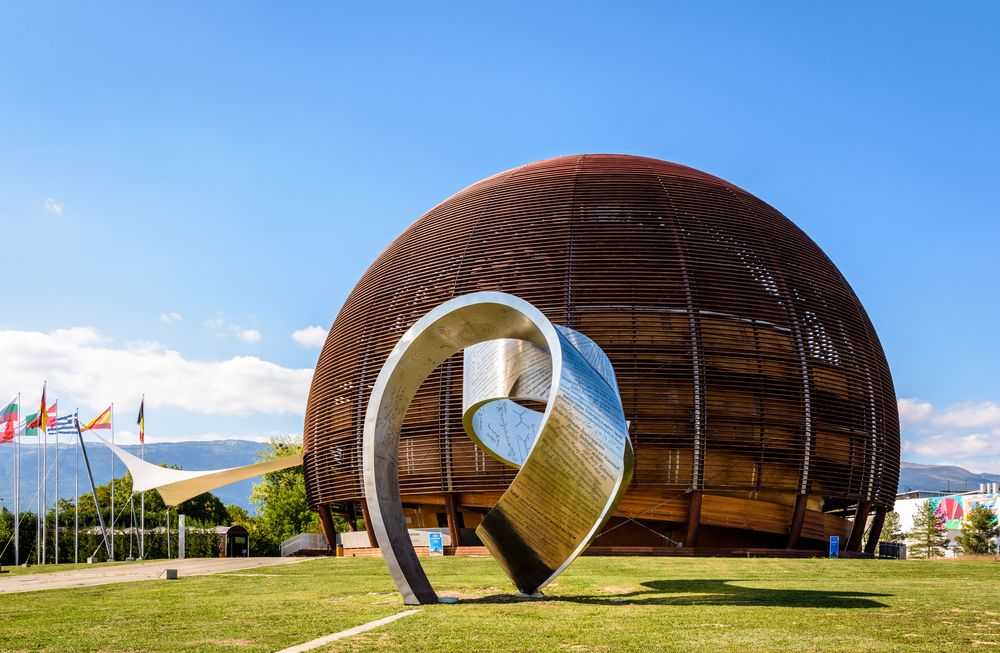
[97,435,303,506]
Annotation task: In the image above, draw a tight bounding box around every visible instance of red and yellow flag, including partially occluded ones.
[81,405,112,432]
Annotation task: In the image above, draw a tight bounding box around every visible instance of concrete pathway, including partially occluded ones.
[275,610,421,653]
[0,557,311,594]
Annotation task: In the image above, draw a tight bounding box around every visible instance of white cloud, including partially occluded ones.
[0,327,311,417]
[238,329,262,343]
[204,313,226,332]
[160,312,183,324]
[205,313,261,343]
[900,397,1000,472]
[43,198,64,216]
[291,325,328,349]
[897,398,934,425]
[913,433,996,458]
[932,401,1000,430]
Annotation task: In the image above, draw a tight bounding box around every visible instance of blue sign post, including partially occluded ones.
[829,535,840,558]
[428,531,444,555]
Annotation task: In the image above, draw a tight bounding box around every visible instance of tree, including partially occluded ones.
[908,500,949,559]
[176,492,230,526]
[880,511,904,543]
[957,504,999,555]
[226,504,252,525]
[58,472,230,529]
[250,437,318,545]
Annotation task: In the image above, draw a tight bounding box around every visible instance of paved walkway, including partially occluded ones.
[0,557,311,594]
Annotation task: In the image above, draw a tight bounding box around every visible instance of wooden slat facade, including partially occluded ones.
[303,155,899,553]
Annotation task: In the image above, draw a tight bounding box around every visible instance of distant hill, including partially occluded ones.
[0,439,270,513]
[898,461,1000,493]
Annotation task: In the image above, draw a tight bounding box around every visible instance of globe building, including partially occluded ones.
[303,154,900,555]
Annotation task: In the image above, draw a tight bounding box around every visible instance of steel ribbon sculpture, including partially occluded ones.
[363,292,633,604]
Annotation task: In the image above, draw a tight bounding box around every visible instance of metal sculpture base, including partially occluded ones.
[515,591,545,600]
[363,292,633,604]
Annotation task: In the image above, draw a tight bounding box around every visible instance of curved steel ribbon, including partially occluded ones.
[463,326,620,467]
[363,292,633,604]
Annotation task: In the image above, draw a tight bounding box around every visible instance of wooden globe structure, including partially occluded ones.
[303,154,900,555]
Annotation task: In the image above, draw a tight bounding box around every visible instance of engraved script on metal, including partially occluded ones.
[362,292,633,604]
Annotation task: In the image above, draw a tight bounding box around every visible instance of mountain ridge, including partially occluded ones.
[3,440,997,512]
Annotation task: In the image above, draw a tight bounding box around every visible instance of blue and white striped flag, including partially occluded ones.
[49,413,77,435]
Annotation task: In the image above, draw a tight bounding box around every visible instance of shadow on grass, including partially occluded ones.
[463,579,890,608]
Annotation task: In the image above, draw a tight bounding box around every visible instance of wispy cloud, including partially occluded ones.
[205,312,262,344]
[43,198,64,216]
[898,398,934,426]
[291,325,328,349]
[0,326,311,417]
[931,401,1000,430]
[238,329,262,343]
[160,311,183,325]
[898,397,1000,472]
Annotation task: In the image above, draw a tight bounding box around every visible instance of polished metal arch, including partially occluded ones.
[362,291,632,604]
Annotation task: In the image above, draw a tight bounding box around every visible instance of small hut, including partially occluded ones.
[216,525,250,557]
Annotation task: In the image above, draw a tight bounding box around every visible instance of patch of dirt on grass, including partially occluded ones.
[599,585,635,595]
[560,645,610,652]
[431,585,507,600]
[189,640,254,648]
[342,631,393,651]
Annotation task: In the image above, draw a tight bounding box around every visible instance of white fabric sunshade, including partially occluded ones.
[97,435,303,506]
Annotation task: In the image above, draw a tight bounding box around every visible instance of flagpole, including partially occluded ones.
[55,422,59,564]
[128,494,135,560]
[75,411,79,564]
[14,392,19,566]
[37,396,41,564]
[74,417,111,559]
[42,403,47,565]
[110,403,115,562]
[5,398,11,562]
[139,395,145,560]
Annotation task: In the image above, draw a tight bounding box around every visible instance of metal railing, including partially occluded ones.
[280,532,329,557]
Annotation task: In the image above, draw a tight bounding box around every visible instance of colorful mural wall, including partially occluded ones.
[925,492,1000,529]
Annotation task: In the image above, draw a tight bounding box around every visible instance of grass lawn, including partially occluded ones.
[1,556,999,652]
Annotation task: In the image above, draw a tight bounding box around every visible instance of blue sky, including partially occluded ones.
[1,3,998,469]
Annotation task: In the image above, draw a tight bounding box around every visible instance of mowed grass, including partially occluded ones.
[1,560,125,577]
[1,556,999,652]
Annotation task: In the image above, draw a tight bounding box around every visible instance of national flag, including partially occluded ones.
[33,384,48,435]
[50,414,77,435]
[25,400,57,435]
[81,405,112,431]
[1,398,16,443]
[137,397,145,444]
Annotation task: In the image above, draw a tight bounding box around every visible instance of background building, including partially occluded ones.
[895,484,1000,556]
[303,154,900,555]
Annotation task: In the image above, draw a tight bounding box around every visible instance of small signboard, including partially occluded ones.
[829,535,840,558]
[428,532,444,555]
